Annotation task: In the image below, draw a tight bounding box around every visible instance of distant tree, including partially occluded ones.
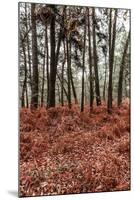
[118,31,130,106]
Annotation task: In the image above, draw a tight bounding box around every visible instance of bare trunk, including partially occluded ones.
[108,9,117,113]
[81,14,86,112]
[21,38,28,108]
[48,5,56,108]
[31,3,38,109]
[61,42,66,106]
[118,31,130,106]
[92,8,101,106]
[25,4,32,89]
[45,25,49,108]
[66,38,71,108]
[69,43,78,104]
[41,41,45,107]
[103,56,108,101]
[87,8,94,110]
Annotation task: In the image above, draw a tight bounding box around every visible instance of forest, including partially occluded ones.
[19,2,130,197]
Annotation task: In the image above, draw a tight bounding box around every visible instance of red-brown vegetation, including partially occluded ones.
[19,102,130,197]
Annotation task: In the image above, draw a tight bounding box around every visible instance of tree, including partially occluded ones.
[81,12,86,112]
[66,36,72,108]
[45,24,50,107]
[41,34,46,107]
[92,8,101,106]
[25,4,32,90]
[70,46,78,104]
[87,8,94,109]
[48,5,56,107]
[20,37,28,108]
[61,41,66,106]
[118,31,130,106]
[19,3,130,111]
[31,3,39,109]
[107,9,117,113]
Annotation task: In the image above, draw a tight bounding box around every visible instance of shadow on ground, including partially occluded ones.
[8,190,18,197]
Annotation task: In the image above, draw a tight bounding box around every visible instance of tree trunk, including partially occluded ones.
[57,73,69,101]
[25,4,32,90]
[92,8,101,106]
[103,56,108,101]
[48,5,56,108]
[69,43,78,104]
[87,8,94,110]
[41,40,46,107]
[31,3,38,109]
[57,83,61,104]
[45,24,49,108]
[81,14,86,112]
[118,31,130,106]
[61,41,66,106]
[108,9,117,113]
[21,37,28,108]
[66,38,72,108]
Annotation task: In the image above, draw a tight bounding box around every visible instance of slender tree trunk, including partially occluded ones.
[45,24,49,108]
[92,8,101,106]
[41,41,46,107]
[108,9,117,113]
[70,67,78,104]
[66,38,71,108]
[61,42,66,106]
[55,6,66,68]
[81,14,86,112]
[61,60,65,106]
[21,36,28,108]
[48,5,56,108]
[103,56,108,101]
[25,4,32,90]
[57,83,61,104]
[25,85,29,108]
[69,43,78,104]
[31,3,38,109]
[87,8,94,110]
[118,31,130,106]
[57,73,69,101]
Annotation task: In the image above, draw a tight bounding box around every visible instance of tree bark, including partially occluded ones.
[66,38,72,108]
[69,43,78,104]
[41,39,46,107]
[48,5,56,108]
[44,24,49,108]
[87,8,94,110]
[103,56,108,101]
[92,8,101,106]
[61,41,66,106]
[57,73,69,101]
[21,41,28,108]
[25,4,32,90]
[118,31,130,106]
[108,9,117,113]
[31,3,38,109]
[81,14,86,112]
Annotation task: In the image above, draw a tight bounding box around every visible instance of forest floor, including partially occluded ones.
[19,101,130,197]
